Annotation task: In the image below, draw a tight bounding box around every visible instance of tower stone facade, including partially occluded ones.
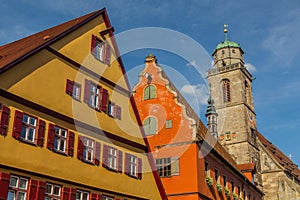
[207,31,262,187]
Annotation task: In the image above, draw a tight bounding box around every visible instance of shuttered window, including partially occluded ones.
[77,136,101,165]
[108,103,122,120]
[84,80,109,113]
[125,153,142,179]
[47,124,74,156]
[91,35,111,65]
[0,104,10,136]
[13,110,45,146]
[66,79,81,101]
[102,145,122,172]
[45,183,61,200]
[8,175,28,200]
[156,157,179,177]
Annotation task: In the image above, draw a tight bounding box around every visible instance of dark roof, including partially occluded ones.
[257,132,300,180]
[0,9,106,73]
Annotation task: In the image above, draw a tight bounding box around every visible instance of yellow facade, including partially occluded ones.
[0,9,166,200]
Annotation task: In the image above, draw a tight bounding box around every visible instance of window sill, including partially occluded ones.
[52,149,68,156]
[19,138,37,147]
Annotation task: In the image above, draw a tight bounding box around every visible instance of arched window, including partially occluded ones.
[222,79,231,103]
[143,117,157,136]
[144,85,156,100]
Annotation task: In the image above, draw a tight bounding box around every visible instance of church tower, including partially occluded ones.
[207,25,262,186]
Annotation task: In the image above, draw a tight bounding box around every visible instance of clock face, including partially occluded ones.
[248,111,255,127]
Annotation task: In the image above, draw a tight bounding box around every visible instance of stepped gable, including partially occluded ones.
[0,9,104,70]
[257,131,300,179]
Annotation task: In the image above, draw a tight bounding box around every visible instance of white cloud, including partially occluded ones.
[262,9,300,65]
[245,63,256,73]
[180,84,209,105]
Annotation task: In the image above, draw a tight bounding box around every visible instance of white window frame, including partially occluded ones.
[8,175,28,200]
[21,114,37,142]
[95,41,105,62]
[83,138,94,162]
[72,83,81,101]
[54,126,67,153]
[156,158,171,177]
[89,83,100,109]
[129,155,137,177]
[108,147,117,170]
[45,183,61,200]
[102,196,114,200]
[76,190,89,200]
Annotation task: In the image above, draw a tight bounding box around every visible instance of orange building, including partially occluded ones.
[0,9,166,200]
[133,54,263,200]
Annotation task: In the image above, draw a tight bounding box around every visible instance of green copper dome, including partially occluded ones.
[216,40,240,49]
[212,39,242,55]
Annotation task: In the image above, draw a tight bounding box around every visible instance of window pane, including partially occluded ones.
[19,178,27,189]
[83,193,88,200]
[21,127,27,139]
[7,191,15,200]
[59,140,65,151]
[29,118,36,126]
[17,192,26,200]
[9,176,18,187]
[53,185,60,195]
[28,128,34,141]
[46,184,52,194]
[22,115,28,123]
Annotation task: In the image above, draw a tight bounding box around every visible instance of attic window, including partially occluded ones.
[91,35,111,65]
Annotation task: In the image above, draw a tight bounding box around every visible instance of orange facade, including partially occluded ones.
[133,54,263,200]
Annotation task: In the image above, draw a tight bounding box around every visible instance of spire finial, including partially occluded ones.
[224,24,228,41]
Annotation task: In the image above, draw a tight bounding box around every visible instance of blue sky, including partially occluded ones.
[1,0,300,165]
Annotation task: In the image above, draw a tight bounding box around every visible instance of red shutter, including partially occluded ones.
[70,188,76,200]
[0,105,10,136]
[66,79,74,95]
[29,180,38,200]
[115,106,121,120]
[125,153,130,175]
[63,187,71,200]
[0,172,10,200]
[97,194,102,200]
[94,142,101,165]
[37,181,46,200]
[104,43,111,64]
[13,110,23,139]
[84,79,91,104]
[102,145,109,168]
[137,158,142,179]
[77,136,84,160]
[37,120,45,147]
[117,150,123,172]
[91,193,97,200]
[101,88,108,112]
[68,131,75,156]
[91,35,97,56]
[47,124,55,150]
